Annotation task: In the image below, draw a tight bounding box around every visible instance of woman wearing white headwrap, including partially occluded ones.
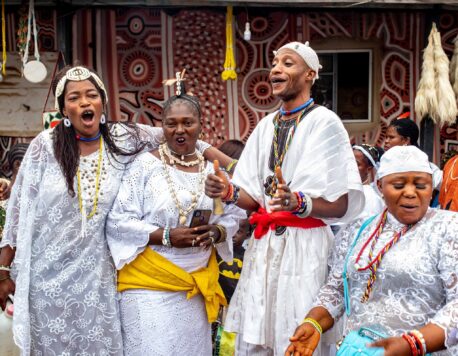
[286,146,458,356]
[352,144,384,221]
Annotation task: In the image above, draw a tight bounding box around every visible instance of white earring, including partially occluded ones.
[100,114,106,125]
[63,118,71,127]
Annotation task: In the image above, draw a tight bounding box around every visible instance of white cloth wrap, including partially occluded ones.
[224,106,364,354]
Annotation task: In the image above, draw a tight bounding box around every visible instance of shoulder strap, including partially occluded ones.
[343,215,377,316]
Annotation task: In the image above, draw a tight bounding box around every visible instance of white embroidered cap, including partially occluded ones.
[274,41,322,80]
[377,145,433,179]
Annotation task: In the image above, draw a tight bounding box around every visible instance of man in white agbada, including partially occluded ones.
[205,41,364,355]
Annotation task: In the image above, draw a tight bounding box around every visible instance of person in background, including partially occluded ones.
[385,112,442,191]
[439,152,458,211]
[286,146,458,356]
[352,144,384,220]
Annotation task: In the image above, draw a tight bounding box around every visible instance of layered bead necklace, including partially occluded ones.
[161,143,201,167]
[354,208,412,302]
[77,136,104,220]
[159,143,205,226]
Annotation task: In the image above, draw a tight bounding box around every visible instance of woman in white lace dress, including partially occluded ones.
[286,146,458,356]
[106,90,243,356]
[0,66,224,355]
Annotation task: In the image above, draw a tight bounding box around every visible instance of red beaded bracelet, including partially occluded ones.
[402,334,419,356]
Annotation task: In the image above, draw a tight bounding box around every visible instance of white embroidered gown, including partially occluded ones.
[106,152,244,356]
[315,208,458,355]
[224,106,364,355]
[0,125,210,355]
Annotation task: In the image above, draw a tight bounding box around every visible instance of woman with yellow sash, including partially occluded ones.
[106,82,243,355]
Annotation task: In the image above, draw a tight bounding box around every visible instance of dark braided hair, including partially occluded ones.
[389,117,419,147]
[52,65,151,196]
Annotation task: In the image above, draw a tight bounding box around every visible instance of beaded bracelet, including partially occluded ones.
[223,183,240,205]
[409,330,427,356]
[302,317,322,335]
[0,265,11,272]
[162,226,172,248]
[402,333,419,356]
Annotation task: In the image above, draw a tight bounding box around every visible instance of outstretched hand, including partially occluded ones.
[284,323,321,356]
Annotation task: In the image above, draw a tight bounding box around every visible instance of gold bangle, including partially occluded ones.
[226,160,238,173]
[215,225,227,243]
[0,275,10,282]
[302,317,322,335]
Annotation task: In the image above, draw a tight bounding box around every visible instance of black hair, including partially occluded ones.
[353,144,384,167]
[52,65,150,196]
[389,118,419,147]
[162,81,202,120]
[219,140,245,160]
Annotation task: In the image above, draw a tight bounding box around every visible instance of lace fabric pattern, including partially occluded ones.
[106,151,244,355]
[315,208,458,355]
[0,124,167,355]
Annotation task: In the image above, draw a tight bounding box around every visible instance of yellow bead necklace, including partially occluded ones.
[77,136,103,219]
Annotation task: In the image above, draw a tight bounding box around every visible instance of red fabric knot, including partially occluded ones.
[249,207,326,239]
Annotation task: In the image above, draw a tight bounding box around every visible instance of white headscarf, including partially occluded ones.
[377,145,433,179]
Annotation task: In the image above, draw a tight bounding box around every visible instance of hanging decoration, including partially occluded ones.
[415,23,457,126]
[450,34,458,105]
[1,0,6,79]
[17,4,28,62]
[221,6,237,81]
[22,0,47,83]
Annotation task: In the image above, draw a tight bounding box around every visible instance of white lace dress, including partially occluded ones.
[106,152,244,356]
[224,106,364,355]
[0,125,210,355]
[315,208,458,355]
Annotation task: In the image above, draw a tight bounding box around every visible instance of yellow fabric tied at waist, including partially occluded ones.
[118,247,227,323]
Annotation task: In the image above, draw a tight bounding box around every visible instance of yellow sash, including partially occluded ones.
[118,247,227,323]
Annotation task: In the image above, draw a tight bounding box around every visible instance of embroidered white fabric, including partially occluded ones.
[224,106,364,355]
[106,152,244,355]
[0,123,211,355]
[315,208,458,355]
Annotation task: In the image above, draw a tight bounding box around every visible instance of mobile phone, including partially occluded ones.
[189,209,212,228]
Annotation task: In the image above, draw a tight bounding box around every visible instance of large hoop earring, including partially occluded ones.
[100,114,106,125]
[63,118,71,127]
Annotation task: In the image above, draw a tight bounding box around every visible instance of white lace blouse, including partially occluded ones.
[315,208,458,355]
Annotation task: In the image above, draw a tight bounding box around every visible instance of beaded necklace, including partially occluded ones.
[272,98,314,170]
[77,136,103,219]
[162,144,200,167]
[280,98,314,116]
[159,143,205,226]
[76,131,101,142]
[354,208,412,302]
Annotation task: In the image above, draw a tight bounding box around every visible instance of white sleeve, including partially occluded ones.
[106,155,159,269]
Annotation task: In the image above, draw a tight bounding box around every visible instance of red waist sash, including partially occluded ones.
[249,208,326,239]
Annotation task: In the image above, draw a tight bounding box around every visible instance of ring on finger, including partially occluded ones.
[192,239,196,247]
[210,236,215,244]
[209,231,215,237]
[283,198,289,207]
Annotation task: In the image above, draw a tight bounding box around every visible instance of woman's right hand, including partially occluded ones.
[284,323,321,356]
[0,277,15,311]
[0,178,10,201]
[205,173,229,199]
[169,226,213,248]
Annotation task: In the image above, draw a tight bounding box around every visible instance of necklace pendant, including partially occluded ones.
[179,215,187,226]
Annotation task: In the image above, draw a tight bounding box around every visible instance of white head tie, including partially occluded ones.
[274,41,322,81]
[353,145,378,170]
[54,66,108,112]
[377,146,433,179]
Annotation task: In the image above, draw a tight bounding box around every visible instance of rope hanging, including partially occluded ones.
[221,6,237,81]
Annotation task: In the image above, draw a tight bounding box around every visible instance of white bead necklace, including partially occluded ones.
[159,143,206,226]
[162,144,201,167]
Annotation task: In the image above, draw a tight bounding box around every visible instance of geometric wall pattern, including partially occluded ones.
[2,7,458,176]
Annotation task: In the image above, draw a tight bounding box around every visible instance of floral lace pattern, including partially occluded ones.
[315,208,458,355]
[0,124,175,355]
